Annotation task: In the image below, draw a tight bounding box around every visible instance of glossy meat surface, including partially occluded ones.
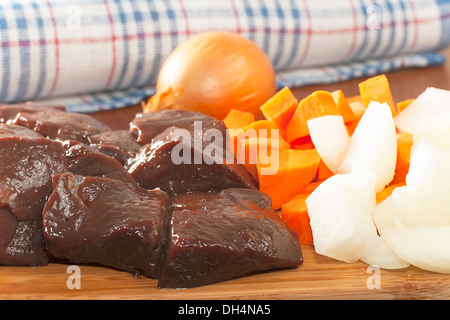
[0,124,68,221]
[0,103,66,123]
[43,173,170,278]
[64,141,137,184]
[158,188,303,288]
[12,111,110,143]
[0,105,302,287]
[127,127,257,196]
[0,208,48,266]
[88,129,142,165]
[130,110,227,145]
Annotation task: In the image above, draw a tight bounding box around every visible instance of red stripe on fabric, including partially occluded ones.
[79,94,109,111]
[297,0,311,66]
[2,12,447,49]
[407,1,419,53]
[79,94,95,106]
[103,0,117,90]
[230,0,242,34]
[45,0,59,98]
[178,0,191,38]
[0,32,186,48]
[344,0,359,61]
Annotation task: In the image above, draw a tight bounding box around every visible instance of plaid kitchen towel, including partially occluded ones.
[0,0,449,113]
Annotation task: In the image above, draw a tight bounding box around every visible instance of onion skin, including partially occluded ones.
[144,31,277,120]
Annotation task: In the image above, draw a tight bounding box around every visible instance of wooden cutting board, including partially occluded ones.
[1,245,448,300]
[2,99,448,300]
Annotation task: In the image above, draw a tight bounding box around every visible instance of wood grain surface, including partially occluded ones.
[1,48,450,300]
[1,246,449,300]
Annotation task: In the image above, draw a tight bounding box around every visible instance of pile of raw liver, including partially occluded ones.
[0,103,302,288]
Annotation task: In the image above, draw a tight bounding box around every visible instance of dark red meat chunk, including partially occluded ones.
[42,173,170,278]
[0,124,68,221]
[88,129,142,165]
[0,124,66,266]
[11,111,110,144]
[129,110,227,145]
[126,126,257,196]
[0,208,48,266]
[0,105,303,287]
[0,102,66,123]
[158,188,303,288]
[63,140,137,185]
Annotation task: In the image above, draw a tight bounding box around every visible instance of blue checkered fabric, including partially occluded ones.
[0,0,449,112]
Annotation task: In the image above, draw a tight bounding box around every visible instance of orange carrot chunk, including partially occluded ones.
[331,89,356,123]
[358,74,397,116]
[397,98,415,113]
[281,181,322,246]
[223,109,255,130]
[391,132,413,185]
[346,95,366,121]
[316,159,334,181]
[238,137,290,164]
[242,119,279,136]
[228,119,279,157]
[376,183,406,204]
[345,119,359,136]
[285,91,340,143]
[237,136,291,181]
[290,137,315,150]
[257,148,320,210]
[260,86,299,137]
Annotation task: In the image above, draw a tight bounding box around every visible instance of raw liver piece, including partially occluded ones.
[130,110,227,145]
[0,122,43,139]
[0,208,48,266]
[63,141,137,185]
[0,124,65,266]
[158,188,303,288]
[127,127,257,196]
[0,102,66,123]
[12,111,110,144]
[88,129,142,165]
[42,173,170,278]
[0,124,68,221]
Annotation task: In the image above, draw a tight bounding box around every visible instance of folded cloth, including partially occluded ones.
[0,0,449,112]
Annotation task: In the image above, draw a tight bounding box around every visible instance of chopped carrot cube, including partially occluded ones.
[223,109,255,130]
[391,132,413,185]
[331,89,356,123]
[359,74,397,116]
[316,159,334,181]
[258,148,320,210]
[281,181,322,246]
[260,86,298,138]
[397,98,415,113]
[286,91,340,143]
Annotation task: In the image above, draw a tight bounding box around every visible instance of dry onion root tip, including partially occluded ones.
[144,88,178,112]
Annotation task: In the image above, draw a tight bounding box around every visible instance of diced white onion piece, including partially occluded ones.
[380,226,450,274]
[338,101,397,193]
[306,172,379,263]
[307,115,350,173]
[395,87,450,135]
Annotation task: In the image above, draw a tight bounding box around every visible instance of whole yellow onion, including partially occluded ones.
[144,31,277,120]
